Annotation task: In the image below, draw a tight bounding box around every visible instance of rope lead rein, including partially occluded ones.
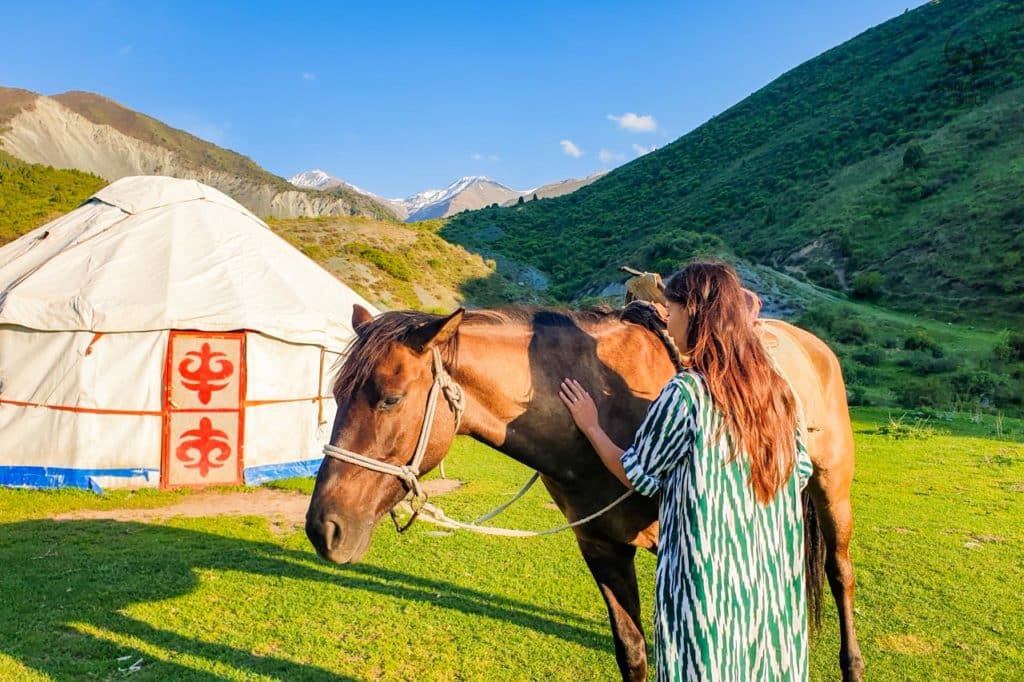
[321,347,634,538]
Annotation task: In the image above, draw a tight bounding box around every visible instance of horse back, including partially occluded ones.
[758,319,855,477]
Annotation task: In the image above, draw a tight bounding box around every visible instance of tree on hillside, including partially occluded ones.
[517,195,525,205]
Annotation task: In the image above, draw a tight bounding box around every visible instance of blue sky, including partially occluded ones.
[1,1,920,198]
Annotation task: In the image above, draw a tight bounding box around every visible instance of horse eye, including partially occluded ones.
[378,394,403,410]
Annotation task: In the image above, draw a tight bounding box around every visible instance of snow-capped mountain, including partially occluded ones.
[290,170,604,222]
[288,169,377,200]
[400,176,520,222]
[289,169,334,189]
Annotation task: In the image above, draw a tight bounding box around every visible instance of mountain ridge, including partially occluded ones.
[0,88,400,221]
[290,170,607,222]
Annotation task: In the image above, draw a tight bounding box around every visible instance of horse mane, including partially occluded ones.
[332,304,669,399]
[460,305,618,326]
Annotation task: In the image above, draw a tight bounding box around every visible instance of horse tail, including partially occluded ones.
[803,489,826,633]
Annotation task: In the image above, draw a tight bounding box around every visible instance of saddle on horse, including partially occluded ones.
[619,265,764,326]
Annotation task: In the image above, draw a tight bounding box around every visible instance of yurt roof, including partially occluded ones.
[0,176,378,349]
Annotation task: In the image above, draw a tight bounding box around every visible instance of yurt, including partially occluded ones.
[0,176,378,491]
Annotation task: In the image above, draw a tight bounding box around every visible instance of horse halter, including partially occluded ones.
[322,346,466,532]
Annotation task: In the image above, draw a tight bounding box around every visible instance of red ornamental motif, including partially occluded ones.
[176,417,232,477]
[178,342,234,404]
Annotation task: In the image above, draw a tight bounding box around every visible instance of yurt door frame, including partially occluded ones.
[161,331,247,489]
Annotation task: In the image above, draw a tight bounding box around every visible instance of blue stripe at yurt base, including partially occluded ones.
[244,458,322,484]
[0,466,159,491]
[0,459,323,491]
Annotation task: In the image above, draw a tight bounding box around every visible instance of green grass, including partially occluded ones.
[1,409,1021,680]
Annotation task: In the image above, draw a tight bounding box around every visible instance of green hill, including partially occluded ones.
[0,150,106,243]
[443,0,1024,323]
[266,216,532,311]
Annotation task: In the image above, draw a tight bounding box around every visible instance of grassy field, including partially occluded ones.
[0,408,1021,680]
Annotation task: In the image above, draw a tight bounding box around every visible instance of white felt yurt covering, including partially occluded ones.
[0,176,378,491]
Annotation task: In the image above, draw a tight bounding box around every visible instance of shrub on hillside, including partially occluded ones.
[851,271,884,299]
[301,244,328,262]
[839,358,882,387]
[796,305,837,337]
[846,384,870,406]
[903,143,927,170]
[852,344,885,366]
[897,350,960,375]
[951,370,1006,405]
[839,359,862,384]
[894,376,950,409]
[805,263,842,290]
[834,318,870,345]
[344,243,413,281]
[903,328,944,357]
[994,331,1024,362]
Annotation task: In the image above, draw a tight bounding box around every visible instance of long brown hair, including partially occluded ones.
[664,261,798,503]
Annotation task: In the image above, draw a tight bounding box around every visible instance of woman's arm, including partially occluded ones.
[559,379,633,489]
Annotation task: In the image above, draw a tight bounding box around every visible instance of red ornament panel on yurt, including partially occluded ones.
[162,332,246,489]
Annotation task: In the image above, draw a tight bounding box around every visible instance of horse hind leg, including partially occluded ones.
[576,537,648,682]
[808,479,865,682]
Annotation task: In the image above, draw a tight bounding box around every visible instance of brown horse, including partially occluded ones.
[306,303,864,681]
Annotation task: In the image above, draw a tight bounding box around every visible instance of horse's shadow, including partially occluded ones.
[0,518,609,680]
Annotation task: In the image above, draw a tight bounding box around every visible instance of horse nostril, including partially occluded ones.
[323,516,343,552]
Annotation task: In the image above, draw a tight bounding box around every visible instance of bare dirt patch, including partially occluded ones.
[50,479,464,533]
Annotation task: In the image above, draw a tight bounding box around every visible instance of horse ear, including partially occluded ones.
[408,308,465,353]
[352,304,374,336]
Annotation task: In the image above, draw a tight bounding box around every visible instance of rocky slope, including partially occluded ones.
[501,171,608,205]
[0,88,398,221]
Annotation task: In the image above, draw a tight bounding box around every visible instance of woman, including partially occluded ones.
[559,261,812,681]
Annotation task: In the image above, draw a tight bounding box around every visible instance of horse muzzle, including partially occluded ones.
[305,511,373,564]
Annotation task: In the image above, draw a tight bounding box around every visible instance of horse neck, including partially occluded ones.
[444,321,569,479]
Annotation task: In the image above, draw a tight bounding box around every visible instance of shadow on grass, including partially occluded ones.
[0,519,608,680]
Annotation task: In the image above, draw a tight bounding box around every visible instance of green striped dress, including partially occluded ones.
[620,370,812,681]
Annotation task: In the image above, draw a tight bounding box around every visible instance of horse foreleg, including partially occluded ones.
[810,484,865,682]
[576,537,647,682]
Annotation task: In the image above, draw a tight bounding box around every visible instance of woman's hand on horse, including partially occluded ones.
[560,378,630,486]
[560,378,601,435]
